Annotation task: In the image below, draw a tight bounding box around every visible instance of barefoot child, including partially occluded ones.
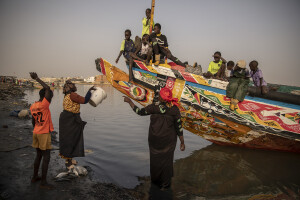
[29,72,54,189]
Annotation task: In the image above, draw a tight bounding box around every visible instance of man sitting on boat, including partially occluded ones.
[226,60,250,110]
[150,23,186,67]
[128,34,152,82]
[203,51,227,79]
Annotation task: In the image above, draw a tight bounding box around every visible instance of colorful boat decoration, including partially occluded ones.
[95,58,300,153]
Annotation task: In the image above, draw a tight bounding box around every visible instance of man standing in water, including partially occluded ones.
[29,72,54,189]
[123,87,185,190]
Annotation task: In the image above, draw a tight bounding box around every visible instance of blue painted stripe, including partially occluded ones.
[186,81,300,110]
[132,67,157,77]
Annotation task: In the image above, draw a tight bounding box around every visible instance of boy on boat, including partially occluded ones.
[133,8,155,59]
[224,61,235,80]
[150,23,186,67]
[226,60,250,110]
[142,8,154,37]
[130,34,152,64]
[128,34,152,82]
[29,72,54,189]
[249,60,268,95]
[115,29,135,65]
[203,51,227,79]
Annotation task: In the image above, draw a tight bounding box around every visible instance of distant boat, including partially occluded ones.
[95,58,300,153]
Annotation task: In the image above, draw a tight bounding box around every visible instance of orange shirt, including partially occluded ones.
[30,98,54,134]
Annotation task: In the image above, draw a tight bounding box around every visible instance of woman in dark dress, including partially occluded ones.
[59,80,95,168]
[124,87,185,189]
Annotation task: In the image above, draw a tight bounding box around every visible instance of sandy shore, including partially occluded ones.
[0,83,146,200]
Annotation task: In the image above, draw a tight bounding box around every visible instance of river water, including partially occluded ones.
[25,85,300,199]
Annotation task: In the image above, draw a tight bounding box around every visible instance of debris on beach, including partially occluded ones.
[0,85,25,101]
[54,165,88,182]
[85,149,94,154]
[18,109,29,118]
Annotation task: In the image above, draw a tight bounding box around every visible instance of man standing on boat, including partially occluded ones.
[142,8,154,37]
[150,23,186,67]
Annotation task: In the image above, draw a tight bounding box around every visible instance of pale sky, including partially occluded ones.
[0,0,300,86]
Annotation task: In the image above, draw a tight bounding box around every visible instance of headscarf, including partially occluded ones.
[63,80,76,94]
[159,87,179,107]
[236,60,246,69]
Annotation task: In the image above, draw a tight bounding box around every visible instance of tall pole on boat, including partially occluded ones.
[149,0,155,33]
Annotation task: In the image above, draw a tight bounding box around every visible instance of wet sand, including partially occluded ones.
[0,83,143,200]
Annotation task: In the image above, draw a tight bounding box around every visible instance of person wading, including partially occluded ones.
[123,87,185,190]
[59,80,95,168]
[29,72,54,189]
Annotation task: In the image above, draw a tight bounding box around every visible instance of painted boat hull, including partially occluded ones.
[95,58,300,153]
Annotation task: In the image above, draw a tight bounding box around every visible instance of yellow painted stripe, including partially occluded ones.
[191,74,209,86]
[172,79,185,100]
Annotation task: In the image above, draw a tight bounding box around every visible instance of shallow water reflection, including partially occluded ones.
[170,145,300,199]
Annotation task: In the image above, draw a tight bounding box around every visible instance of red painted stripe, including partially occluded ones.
[169,62,185,72]
[134,60,149,71]
[100,58,106,75]
[194,93,201,104]
[180,71,197,83]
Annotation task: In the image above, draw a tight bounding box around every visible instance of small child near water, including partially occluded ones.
[249,60,268,95]
[226,60,251,110]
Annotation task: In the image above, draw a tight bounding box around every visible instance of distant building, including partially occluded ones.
[84,76,95,83]
[70,78,84,82]
[41,77,58,83]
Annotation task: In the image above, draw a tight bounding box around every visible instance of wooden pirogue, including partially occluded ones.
[95,58,300,153]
